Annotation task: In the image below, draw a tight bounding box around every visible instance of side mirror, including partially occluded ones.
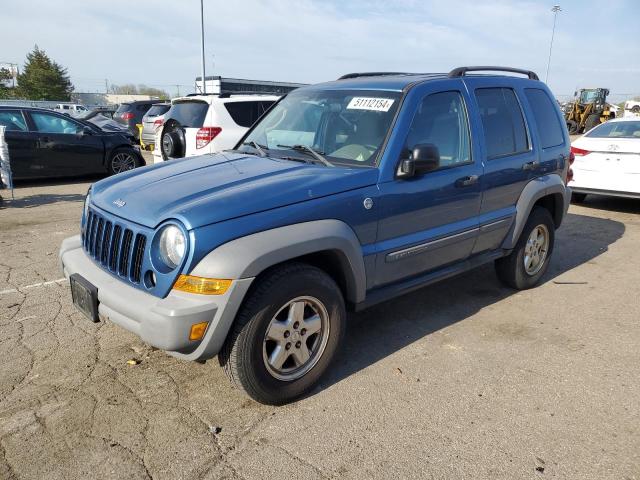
[397,143,440,178]
[79,126,93,136]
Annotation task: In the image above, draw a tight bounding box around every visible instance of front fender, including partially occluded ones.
[189,219,367,303]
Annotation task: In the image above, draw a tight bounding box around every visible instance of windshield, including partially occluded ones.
[579,90,601,104]
[586,121,640,138]
[239,89,402,167]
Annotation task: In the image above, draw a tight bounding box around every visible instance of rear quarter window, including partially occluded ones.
[475,87,529,159]
[224,101,274,128]
[524,88,564,148]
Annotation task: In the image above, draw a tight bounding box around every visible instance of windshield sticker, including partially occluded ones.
[347,97,395,112]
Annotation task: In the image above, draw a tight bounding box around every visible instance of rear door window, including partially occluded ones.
[475,88,529,158]
[166,101,209,128]
[0,111,28,131]
[224,101,274,128]
[524,88,564,148]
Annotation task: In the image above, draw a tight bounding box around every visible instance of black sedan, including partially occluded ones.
[0,106,144,179]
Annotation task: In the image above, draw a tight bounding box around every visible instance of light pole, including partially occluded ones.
[199,0,206,93]
[545,5,562,83]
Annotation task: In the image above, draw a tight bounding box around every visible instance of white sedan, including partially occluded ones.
[570,117,640,201]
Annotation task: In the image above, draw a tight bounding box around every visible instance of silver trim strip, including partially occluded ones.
[386,228,478,263]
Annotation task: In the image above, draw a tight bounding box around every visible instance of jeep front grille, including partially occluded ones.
[83,208,147,285]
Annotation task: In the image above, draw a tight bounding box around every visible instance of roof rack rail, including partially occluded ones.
[338,72,408,80]
[448,66,539,81]
[218,91,283,98]
[185,91,284,98]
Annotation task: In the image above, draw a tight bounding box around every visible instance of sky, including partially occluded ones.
[1,0,639,101]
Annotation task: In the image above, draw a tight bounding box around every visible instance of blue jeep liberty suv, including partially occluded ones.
[60,66,572,404]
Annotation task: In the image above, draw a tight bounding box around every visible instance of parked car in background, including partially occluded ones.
[60,67,572,404]
[54,103,89,117]
[140,102,170,148]
[78,107,117,121]
[570,117,640,201]
[0,106,143,179]
[158,94,278,160]
[624,100,640,118]
[114,100,157,139]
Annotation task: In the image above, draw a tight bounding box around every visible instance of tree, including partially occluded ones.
[0,68,16,99]
[109,83,169,99]
[17,45,73,100]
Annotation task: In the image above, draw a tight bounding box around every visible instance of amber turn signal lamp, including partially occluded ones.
[189,322,209,341]
[173,275,232,295]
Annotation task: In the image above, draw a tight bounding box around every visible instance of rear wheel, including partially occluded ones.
[584,114,601,132]
[631,105,640,114]
[108,148,140,175]
[219,263,345,405]
[571,192,587,203]
[495,207,555,290]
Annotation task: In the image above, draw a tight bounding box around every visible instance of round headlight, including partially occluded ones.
[159,225,186,269]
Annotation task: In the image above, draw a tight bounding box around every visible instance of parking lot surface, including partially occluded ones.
[1,178,639,480]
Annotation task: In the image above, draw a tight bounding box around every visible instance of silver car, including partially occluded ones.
[140,103,171,147]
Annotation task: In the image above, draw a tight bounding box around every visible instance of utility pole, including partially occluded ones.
[545,5,562,83]
[175,84,181,96]
[200,0,206,94]
[105,78,108,94]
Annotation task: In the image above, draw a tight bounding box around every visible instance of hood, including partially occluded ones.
[91,153,379,229]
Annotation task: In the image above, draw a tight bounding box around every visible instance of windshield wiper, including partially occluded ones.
[242,141,268,157]
[277,144,334,167]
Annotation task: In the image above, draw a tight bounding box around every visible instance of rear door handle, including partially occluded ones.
[455,175,479,187]
[522,160,540,171]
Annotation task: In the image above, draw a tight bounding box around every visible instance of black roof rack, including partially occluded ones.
[338,72,408,80]
[448,66,539,81]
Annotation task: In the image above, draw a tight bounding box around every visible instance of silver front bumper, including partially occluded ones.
[59,235,253,361]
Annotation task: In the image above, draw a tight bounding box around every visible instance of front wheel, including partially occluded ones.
[108,148,140,175]
[495,207,555,290]
[219,263,345,405]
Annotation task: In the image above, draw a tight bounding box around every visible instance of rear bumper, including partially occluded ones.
[571,186,640,199]
[59,235,253,361]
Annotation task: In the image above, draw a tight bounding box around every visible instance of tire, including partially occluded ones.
[571,192,587,203]
[495,206,555,290]
[161,126,185,159]
[584,114,601,132]
[566,120,579,135]
[107,148,141,175]
[219,263,346,405]
[631,105,640,114]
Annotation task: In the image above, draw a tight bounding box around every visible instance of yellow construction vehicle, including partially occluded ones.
[564,88,615,135]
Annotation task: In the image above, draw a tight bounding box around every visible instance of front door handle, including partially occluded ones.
[522,160,540,171]
[455,175,479,187]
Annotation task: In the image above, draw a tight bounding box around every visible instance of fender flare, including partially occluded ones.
[502,174,570,249]
[190,220,367,303]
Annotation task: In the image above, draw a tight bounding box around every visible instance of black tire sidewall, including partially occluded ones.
[235,267,345,404]
[512,207,555,288]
